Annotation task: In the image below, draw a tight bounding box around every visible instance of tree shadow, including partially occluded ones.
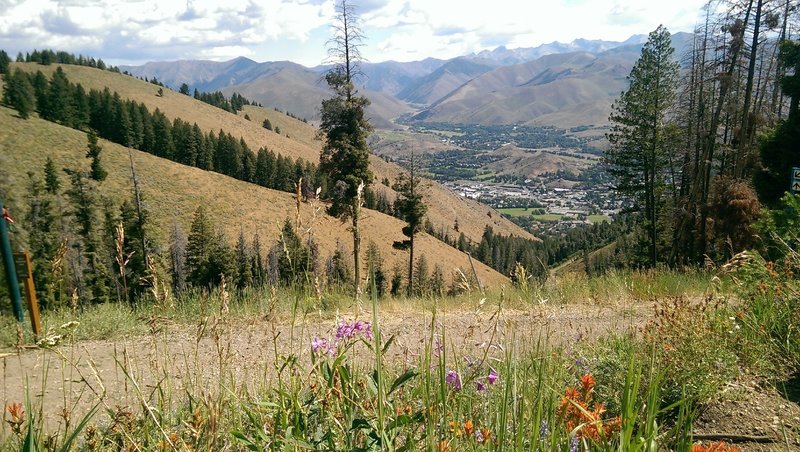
[779,371,800,404]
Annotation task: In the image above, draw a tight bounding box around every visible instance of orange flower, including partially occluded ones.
[580,374,596,394]
[463,419,474,437]
[6,402,23,423]
[439,440,449,452]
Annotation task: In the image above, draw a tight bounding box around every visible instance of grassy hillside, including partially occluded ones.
[0,105,509,286]
[9,62,537,248]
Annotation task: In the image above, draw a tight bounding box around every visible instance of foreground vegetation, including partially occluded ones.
[0,250,797,450]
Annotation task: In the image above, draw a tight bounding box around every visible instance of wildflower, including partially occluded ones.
[445,370,462,390]
[463,419,474,436]
[474,429,484,443]
[539,419,550,440]
[487,368,499,385]
[6,402,24,435]
[579,374,595,394]
[335,319,372,342]
[478,428,492,444]
[570,436,580,452]
[475,380,486,392]
[59,320,80,330]
[311,337,335,356]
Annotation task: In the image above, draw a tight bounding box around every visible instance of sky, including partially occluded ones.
[0,0,709,67]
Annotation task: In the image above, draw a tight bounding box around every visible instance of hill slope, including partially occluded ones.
[12,63,536,247]
[0,105,508,286]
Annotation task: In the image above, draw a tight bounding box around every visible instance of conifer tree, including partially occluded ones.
[251,232,266,287]
[86,130,108,182]
[319,0,373,292]
[45,66,75,124]
[365,241,386,297]
[64,168,111,303]
[392,151,427,296]
[2,68,35,119]
[0,50,10,74]
[25,172,61,307]
[186,205,215,287]
[276,218,311,286]
[755,40,800,206]
[169,221,187,296]
[605,25,679,267]
[206,228,237,286]
[235,228,252,291]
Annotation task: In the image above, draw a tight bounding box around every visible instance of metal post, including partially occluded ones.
[0,199,24,322]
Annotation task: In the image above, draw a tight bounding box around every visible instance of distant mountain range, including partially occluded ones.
[120,33,693,130]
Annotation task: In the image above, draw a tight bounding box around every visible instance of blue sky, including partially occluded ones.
[0,0,709,66]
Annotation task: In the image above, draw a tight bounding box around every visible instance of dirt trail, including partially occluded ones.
[0,303,641,434]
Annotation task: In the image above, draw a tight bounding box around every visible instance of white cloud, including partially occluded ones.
[0,0,709,65]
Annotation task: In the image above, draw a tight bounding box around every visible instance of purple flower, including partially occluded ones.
[570,436,580,452]
[335,320,373,342]
[311,337,335,356]
[474,429,484,442]
[487,368,499,385]
[539,420,550,440]
[475,381,486,392]
[445,370,462,390]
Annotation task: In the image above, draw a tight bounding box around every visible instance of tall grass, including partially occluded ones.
[1,276,720,451]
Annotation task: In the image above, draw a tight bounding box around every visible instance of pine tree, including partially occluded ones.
[262,118,272,130]
[413,255,430,297]
[235,228,252,291]
[755,40,800,206]
[365,241,386,297]
[45,66,75,124]
[392,151,427,296]
[25,172,61,308]
[186,205,215,288]
[319,0,373,292]
[169,221,187,296]
[179,83,190,95]
[86,130,108,182]
[0,50,10,74]
[276,218,311,286]
[206,228,237,287]
[2,68,35,119]
[251,232,266,288]
[64,168,111,303]
[605,25,679,267]
[326,242,352,289]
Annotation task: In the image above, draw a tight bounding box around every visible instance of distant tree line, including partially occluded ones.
[190,88,260,113]
[1,66,323,196]
[8,48,120,72]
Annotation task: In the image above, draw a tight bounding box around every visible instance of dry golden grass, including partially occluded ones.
[9,62,537,246]
[0,106,508,286]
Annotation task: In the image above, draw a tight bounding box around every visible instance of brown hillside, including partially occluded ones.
[0,106,508,286]
[486,144,598,179]
[10,63,538,246]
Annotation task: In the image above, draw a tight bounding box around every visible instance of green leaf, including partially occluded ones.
[382,334,396,354]
[389,368,418,394]
[231,431,260,451]
[350,418,372,431]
